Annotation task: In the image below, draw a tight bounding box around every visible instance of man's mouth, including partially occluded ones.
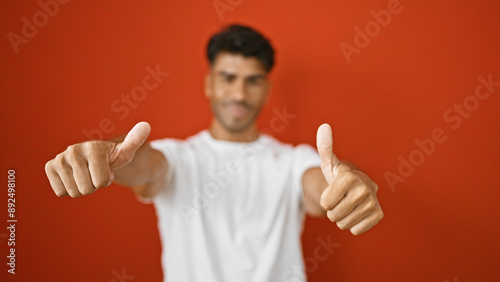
[225,103,249,118]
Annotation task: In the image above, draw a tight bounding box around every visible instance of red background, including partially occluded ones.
[1,0,499,281]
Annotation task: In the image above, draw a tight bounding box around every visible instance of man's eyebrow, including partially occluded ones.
[217,71,236,77]
[245,74,266,80]
[217,71,266,80]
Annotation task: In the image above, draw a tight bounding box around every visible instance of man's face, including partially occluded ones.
[205,52,271,133]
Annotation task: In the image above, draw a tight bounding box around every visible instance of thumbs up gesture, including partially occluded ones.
[45,122,151,198]
[316,124,383,235]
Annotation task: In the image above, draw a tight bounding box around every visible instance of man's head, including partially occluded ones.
[205,24,275,134]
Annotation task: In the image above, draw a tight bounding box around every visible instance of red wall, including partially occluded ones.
[1,0,499,281]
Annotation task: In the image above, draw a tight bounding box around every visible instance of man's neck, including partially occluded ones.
[208,120,259,142]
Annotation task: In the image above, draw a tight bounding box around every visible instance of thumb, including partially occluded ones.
[316,123,341,184]
[109,121,151,170]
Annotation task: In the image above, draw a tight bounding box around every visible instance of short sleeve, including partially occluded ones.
[135,138,179,204]
[292,144,321,205]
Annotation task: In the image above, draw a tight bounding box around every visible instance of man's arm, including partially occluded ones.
[45,122,168,199]
[302,167,328,217]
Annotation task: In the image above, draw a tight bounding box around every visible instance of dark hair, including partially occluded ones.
[206,24,275,72]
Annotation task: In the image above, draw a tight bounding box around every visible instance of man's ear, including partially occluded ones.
[204,72,212,99]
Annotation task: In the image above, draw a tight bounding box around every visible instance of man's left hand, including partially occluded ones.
[316,123,384,236]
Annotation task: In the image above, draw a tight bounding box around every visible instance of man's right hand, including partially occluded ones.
[45,122,151,198]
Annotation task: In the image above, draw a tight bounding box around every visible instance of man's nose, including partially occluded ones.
[230,79,246,101]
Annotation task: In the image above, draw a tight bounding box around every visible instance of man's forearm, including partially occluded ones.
[109,135,168,198]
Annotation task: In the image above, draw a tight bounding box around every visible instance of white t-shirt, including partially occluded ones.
[139,130,321,282]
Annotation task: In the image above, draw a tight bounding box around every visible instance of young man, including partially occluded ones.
[45,24,383,281]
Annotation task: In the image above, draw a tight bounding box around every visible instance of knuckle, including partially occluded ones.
[326,210,336,222]
[336,221,347,230]
[54,189,66,197]
[84,141,103,153]
[44,160,53,172]
[66,144,76,153]
[93,171,112,189]
[357,185,370,199]
[66,144,79,158]
[377,210,384,221]
[319,196,329,210]
[321,163,332,175]
[320,201,327,210]
[80,187,96,196]
[68,191,81,198]
[85,140,97,149]
[328,211,339,222]
[94,178,109,189]
[344,171,358,181]
[320,186,333,209]
[352,188,368,203]
[54,153,65,166]
[365,200,376,212]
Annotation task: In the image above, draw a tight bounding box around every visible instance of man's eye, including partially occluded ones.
[223,77,234,83]
[247,79,259,85]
